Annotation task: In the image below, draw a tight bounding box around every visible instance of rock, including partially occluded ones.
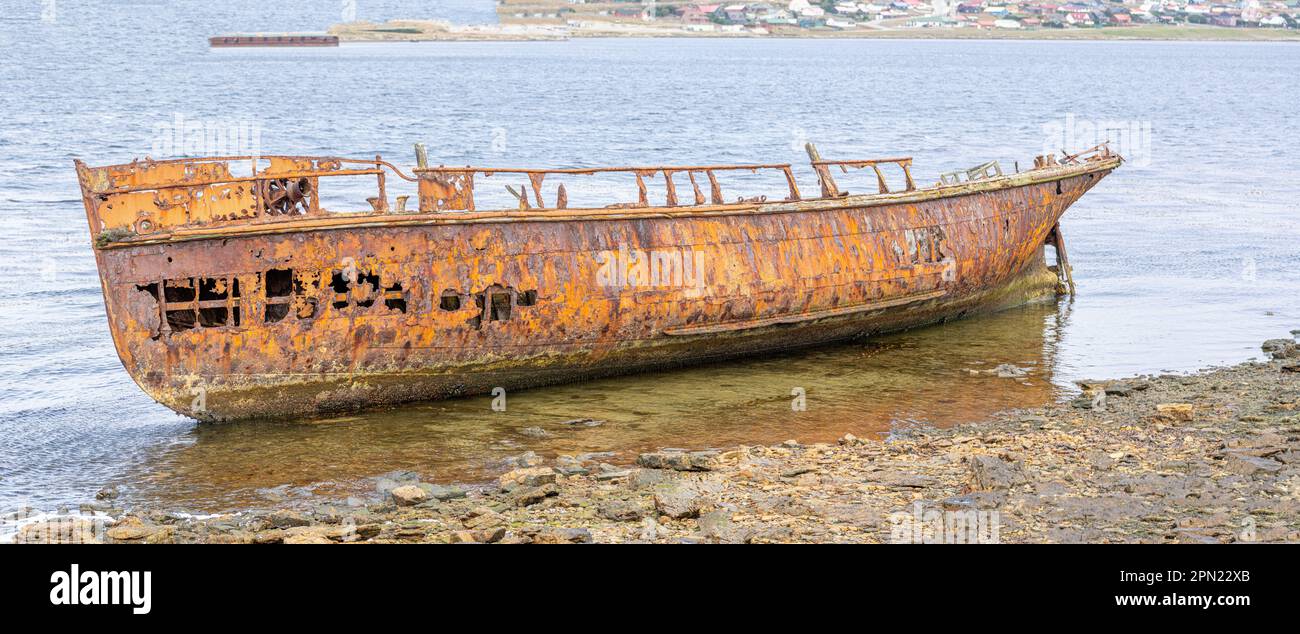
[373,470,421,495]
[653,480,715,519]
[512,483,558,507]
[1223,454,1284,476]
[463,507,503,530]
[637,450,717,472]
[266,509,311,529]
[557,418,605,427]
[1069,396,1095,410]
[1090,390,1108,412]
[838,433,863,445]
[532,528,592,544]
[1087,449,1116,471]
[424,484,467,501]
[1155,403,1195,422]
[389,485,428,507]
[474,527,506,543]
[968,455,1027,491]
[698,510,748,543]
[638,517,661,541]
[283,533,332,545]
[598,500,645,522]
[504,451,545,468]
[95,486,120,501]
[595,469,635,481]
[106,518,173,543]
[449,530,481,544]
[1104,380,1149,396]
[993,363,1028,378]
[629,468,667,488]
[18,518,101,544]
[498,467,556,491]
[1262,338,1298,359]
[554,455,591,476]
[519,426,552,439]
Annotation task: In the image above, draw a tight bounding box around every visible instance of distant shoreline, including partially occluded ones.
[327,21,1300,43]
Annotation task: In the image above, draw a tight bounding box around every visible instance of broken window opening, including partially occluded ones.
[384,282,406,313]
[490,291,512,321]
[265,269,292,297]
[329,271,350,309]
[265,268,294,323]
[198,307,228,327]
[166,310,196,331]
[439,290,462,311]
[163,279,195,303]
[265,303,290,323]
[517,289,538,307]
[198,277,228,301]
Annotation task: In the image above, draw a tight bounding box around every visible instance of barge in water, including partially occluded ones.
[208,33,339,48]
[75,144,1120,421]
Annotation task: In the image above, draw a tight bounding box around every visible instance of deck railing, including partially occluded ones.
[809,157,917,198]
[77,149,989,244]
[412,164,802,212]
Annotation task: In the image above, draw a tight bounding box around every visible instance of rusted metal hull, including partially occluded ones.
[81,158,1117,421]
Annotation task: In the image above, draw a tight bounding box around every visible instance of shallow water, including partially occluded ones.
[1,2,1297,512]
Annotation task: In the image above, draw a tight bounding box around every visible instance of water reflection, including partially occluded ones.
[119,300,1072,511]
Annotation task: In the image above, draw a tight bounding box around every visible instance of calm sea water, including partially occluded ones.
[1,1,1297,513]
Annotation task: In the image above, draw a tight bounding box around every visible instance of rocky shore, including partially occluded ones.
[17,336,1300,544]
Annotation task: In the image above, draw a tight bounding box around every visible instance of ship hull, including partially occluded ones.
[87,160,1116,421]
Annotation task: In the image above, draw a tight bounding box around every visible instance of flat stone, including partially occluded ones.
[512,483,558,507]
[1224,454,1284,476]
[637,451,717,472]
[266,509,311,529]
[423,484,467,501]
[654,480,715,519]
[599,500,645,522]
[389,485,428,507]
[1155,403,1195,422]
[498,467,556,491]
[532,528,592,544]
[283,533,333,545]
[968,455,1027,490]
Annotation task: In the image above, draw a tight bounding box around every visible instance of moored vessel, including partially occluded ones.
[75,144,1120,421]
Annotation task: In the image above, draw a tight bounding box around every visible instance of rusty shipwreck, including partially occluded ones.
[75,143,1120,421]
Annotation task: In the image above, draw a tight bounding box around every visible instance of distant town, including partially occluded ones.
[498,0,1298,32]
[328,0,1300,40]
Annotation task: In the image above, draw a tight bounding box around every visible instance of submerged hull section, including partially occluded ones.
[83,160,1115,421]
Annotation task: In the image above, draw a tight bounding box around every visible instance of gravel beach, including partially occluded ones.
[16,336,1300,545]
